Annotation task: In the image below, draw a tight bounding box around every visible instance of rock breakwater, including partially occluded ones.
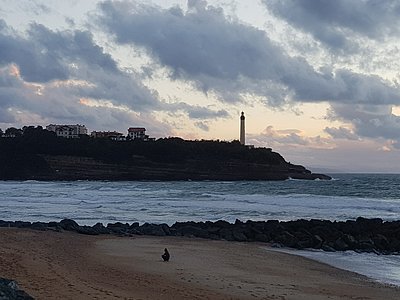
[2,217,400,255]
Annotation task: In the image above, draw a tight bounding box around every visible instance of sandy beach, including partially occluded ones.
[0,228,399,299]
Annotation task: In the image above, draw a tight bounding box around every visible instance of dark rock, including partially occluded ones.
[356,217,383,231]
[388,238,400,251]
[276,231,298,248]
[176,226,209,238]
[232,230,247,242]
[206,227,221,234]
[129,222,139,229]
[321,244,336,252]
[160,224,171,236]
[30,222,47,231]
[234,219,243,225]
[77,226,100,235]
[295,237,315,249]
[0,221,13,228]
[254,233,271,243]
[342,234,357,248]
[219,228,234,241]
[127,228,143,235]
[0,278,34,300]
[138,223,166,236]
[107,222,130,234]
[14,221,32,228]
[59,219,80,231]
[312,235,324,249]
[270,243,283,248]
[91,223,110,234]
[47,221,59,228]
[214,220,231,228]
[107,222,129,230]
[333,237,349,251]
[372,234,389,250]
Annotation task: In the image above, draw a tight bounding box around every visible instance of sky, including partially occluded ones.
[1,0,400,173]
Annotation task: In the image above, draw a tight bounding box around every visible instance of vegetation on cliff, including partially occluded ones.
[0,126,330,180]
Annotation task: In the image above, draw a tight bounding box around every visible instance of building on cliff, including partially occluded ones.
[128,127,148,140]
[91,131,125,141]
[46,124,87,138]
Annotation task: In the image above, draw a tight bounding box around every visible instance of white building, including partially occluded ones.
[46,124,88,138]
[127,127,147,140]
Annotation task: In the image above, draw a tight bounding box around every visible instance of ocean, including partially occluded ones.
[1,173,400,285]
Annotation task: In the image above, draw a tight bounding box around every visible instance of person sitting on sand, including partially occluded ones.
[162,248,170,262]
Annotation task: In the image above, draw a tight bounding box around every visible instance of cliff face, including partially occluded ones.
[35,155,329,181]
[0,135,330,181]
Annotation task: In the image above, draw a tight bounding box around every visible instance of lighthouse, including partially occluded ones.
[240,111,245,145]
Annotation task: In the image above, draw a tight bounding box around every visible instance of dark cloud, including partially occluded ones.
[194,121,209,131]
[0,19,162,112]
[0,18,228,133]
[328,104,400,142]
[27,23,120,77]
[162,101,229,120]
[0,20,121,83]
[97,0,400,107]
[263,0,400,51]
[248,126,325,147]
[324,126,359,140]
[0,64,172,135]
[0,23,69,82]
[186,106,228,119]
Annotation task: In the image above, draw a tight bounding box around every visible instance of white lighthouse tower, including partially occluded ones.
[240,111,245,145]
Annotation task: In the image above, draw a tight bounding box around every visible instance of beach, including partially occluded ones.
[0,228,399,299]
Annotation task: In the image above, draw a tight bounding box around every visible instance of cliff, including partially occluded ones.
[0,131,330,181]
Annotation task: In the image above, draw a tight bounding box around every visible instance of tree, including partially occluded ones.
[0,128,3,136]
[5,127,23,137]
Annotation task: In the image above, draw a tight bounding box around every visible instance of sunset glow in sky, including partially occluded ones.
[1,0,400,172]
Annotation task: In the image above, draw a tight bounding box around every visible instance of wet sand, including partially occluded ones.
[0,228,399,299]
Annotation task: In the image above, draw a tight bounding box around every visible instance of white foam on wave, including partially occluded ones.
[271,248,400,286]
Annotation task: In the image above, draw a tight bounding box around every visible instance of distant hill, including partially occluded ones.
[0,128,330,181]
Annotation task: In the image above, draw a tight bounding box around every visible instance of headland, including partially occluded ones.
[0,128,330,181]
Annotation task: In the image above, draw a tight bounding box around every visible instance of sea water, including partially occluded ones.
[0,173,399,285]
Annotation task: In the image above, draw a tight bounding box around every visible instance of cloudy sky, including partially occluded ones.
[1,0,400,172]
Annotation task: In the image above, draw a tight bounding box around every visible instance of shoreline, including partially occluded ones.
[0,228,399,299]
[271,247,400,287]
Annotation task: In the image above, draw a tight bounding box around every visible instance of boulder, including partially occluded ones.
[0,278,34,300]
[321,244,336,252]
[14,221,31,228]
[232,230,247,242]
[176,226,209,238]
[138,224,166,236]
[59,219,80,231]
[372,234,389,250]
[30,222,47,231]
[129,222,139,229]
[91,223,110,234]
[107,222,130,234]
[219,228,234,241]
[276,231,298,248]
[0,221,13,228]
[254,233,271,243]
[77,226,100,235]
[333,237,349,251]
